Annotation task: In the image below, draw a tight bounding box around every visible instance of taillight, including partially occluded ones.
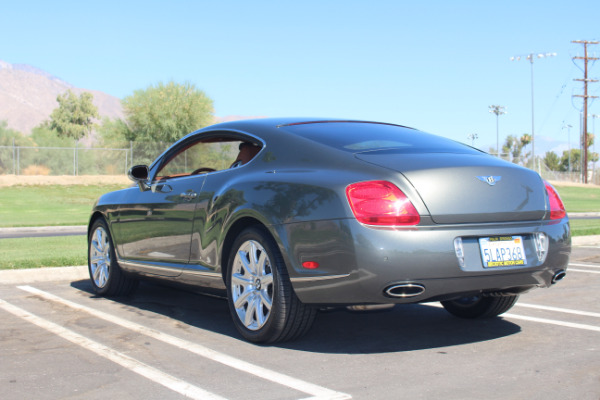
[346,181,420,226]
[544,181,566,220]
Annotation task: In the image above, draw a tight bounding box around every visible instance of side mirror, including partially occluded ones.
[128,165,150,192]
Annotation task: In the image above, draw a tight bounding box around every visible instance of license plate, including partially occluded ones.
[479,236,527,267]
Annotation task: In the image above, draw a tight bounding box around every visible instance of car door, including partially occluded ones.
[116,138,211,276]
[118,175,205,267]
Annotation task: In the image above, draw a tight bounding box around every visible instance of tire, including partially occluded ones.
[88,218,137,297]
[226,226,316,343]
[441,294,519,319]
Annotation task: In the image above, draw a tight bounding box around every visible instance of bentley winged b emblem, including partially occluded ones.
[477,175,502,186]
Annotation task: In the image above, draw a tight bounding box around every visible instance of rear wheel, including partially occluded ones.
[226,226,316,343]
[88,219,137,296]
[441,294,519,318]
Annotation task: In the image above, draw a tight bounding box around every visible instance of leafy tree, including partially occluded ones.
[543,151,560,171]
[0,121,34,173]
[49,90,99,140]
[501,134,532,166]
[121,81,214,143]
[560,149,581,172]
[97,117,130,146]
[585,133,598,164]
[0,120,28,146]
[28,124,76,174]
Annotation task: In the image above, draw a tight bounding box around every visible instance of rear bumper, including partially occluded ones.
[282,218,571,305]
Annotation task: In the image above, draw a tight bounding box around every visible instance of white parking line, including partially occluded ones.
[516,303,600,318]
[503,313,600,333]
[427,302,600,333]
[18,285,351,400]
[0,298,226,400]
[568,269,600,274]
[569,263,600,269]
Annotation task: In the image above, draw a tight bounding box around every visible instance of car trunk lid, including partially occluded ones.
[355,151,547,224]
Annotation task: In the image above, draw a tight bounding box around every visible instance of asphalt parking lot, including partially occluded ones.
[1,245,599,400]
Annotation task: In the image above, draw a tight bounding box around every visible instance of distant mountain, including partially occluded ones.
[0,60,264,135]
[0,60,124,134]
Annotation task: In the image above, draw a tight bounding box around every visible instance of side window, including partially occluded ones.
[155,138,261,180]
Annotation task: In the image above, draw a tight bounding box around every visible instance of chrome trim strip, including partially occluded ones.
[182,269,219,278]
[118,259,181,276]
[290,274,350,283]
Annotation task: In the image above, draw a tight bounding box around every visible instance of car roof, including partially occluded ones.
[202,117,416,132]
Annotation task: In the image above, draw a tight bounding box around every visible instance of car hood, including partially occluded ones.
[355,151,547,224]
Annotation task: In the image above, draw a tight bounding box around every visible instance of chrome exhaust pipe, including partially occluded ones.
[384,283,425,298]
[551,270,566,284]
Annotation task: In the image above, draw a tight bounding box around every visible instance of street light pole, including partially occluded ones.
[510,52,557,173]
[562,123,573,173]
[489,105,506,156]
[467,133,478,147]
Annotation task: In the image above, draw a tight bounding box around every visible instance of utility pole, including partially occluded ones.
[572,40,599,184]
[489,105,506,156]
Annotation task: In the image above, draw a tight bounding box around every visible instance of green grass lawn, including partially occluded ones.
[552,185,600,236]
[553,184,600,212]
[0,236,87,269]
[0,184,128,227]
[569,219,600,237]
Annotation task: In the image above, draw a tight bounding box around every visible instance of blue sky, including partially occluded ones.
[1,0,599,156]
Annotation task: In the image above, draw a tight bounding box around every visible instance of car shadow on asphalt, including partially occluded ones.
[70,279,521,354]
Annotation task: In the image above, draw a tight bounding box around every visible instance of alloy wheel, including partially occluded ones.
[230,240,274,330]
[89,226,111,288]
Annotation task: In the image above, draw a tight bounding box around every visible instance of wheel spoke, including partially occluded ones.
[260,273,273,287]
[231,272,253,288]
[247,242,260,276]
[259,290,272,310]
[98,267,106,287]
[257,251,268,276]
[244,294,258,326]
[234,288,252,309]
[255,296,267,326]
[93,263,103,281]
[237,249,251,275]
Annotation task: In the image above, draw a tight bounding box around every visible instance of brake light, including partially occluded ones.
[544,181,566,220]
[346,181,420,226]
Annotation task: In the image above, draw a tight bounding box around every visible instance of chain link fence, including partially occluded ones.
[0,142,169,176]
[0,142,598,184]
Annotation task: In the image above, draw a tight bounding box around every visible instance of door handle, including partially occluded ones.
[180,191,198,202]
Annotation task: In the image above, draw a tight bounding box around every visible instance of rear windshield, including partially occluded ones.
[282,122,481,155]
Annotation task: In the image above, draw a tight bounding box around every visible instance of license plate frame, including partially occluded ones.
[479,236,527,268]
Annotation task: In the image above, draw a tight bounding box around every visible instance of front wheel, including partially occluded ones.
[226,226,316,343]
[88,218,137,296]
[441,294,519,319]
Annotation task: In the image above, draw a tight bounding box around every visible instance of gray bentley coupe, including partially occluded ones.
[88,118,571,343]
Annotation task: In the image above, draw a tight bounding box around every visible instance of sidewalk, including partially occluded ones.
[0,225,87,239]
[0,265,88,284]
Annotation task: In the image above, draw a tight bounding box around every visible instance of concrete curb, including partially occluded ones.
[0,226,87,239]
[0,266,88,285]
[572,235,600,246]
